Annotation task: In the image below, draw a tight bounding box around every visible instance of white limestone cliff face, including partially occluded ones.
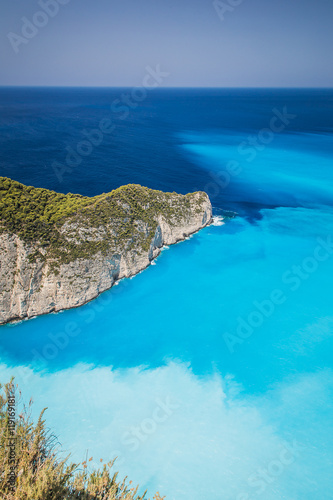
[0,193,212,325]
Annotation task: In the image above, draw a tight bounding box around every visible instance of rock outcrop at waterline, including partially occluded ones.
[0,177,212,325]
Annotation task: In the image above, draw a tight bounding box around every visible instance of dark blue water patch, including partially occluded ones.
[1,87,333,218]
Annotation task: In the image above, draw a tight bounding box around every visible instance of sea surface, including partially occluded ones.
[0,88,333,499]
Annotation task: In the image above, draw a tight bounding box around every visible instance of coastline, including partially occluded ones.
[0,195,214,326]
[0,210,213,327]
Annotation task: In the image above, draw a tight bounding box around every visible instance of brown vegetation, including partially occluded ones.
[0,380,165,500]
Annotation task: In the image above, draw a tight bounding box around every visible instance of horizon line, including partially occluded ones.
[0,85,332,90]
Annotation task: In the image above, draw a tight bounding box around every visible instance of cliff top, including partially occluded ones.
[0,177,210,268]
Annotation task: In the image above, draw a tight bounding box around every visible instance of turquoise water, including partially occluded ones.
[2,205,333,499]
[1,89,333,499]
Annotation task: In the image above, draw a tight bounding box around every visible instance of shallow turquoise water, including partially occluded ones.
[1,89,333,499]
[1,203,333,499]
[2,206,333,389]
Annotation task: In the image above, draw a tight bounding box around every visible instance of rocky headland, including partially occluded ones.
[0,177,212,325]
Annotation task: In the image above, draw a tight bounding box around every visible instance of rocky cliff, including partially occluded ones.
[0,178,212,325]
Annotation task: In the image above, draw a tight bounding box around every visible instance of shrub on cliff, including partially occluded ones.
[0,380,164,500]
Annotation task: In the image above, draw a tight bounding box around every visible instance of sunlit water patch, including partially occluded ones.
[0,361,332,500]
[1,204,333,498]
[179,130,333,212]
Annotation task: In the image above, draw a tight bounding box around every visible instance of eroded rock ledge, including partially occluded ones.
[0,178,212,325]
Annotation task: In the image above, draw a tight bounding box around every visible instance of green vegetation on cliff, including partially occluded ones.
[0,177,208,268]
[0,380,164,500]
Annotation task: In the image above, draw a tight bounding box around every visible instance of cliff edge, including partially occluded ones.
[0,177,212,325]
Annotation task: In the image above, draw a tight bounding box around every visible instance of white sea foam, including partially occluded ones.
[212,215,225,226]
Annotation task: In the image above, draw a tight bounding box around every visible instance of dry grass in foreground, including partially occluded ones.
[0,380,165,500]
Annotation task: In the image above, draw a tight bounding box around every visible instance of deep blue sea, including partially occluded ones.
[1,88,333,499]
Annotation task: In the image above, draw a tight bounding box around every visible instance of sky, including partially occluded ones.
[0,0,333,87]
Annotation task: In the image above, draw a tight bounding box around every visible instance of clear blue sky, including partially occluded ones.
[1,0,332,87]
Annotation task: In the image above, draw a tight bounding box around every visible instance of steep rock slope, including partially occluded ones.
[0,178,212,324]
